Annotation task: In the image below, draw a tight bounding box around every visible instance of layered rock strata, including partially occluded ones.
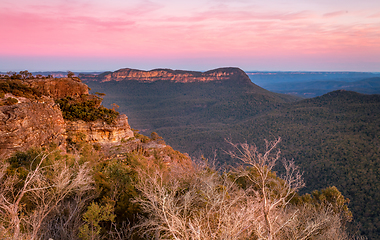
[65,114,134,144]
[0,78,134,158]
[26,77,90,99]
[80,67,251,84]
[0,96,66,158]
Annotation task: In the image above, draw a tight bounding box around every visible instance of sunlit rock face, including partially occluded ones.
[0,96,66,158]
[0,77,134,158]
[80,67,251,84]
[27,77,90,99]
[65,114,134,144]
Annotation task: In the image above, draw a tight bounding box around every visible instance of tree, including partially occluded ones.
[134,138,351,240]
[19,70,33,80]
[111,103,119,112]
[134,165,260,240]
[228,137,305,240]
[79,202,115,240]
[67,71,75,78]
[94,92,106,97]
[0,151,94,240]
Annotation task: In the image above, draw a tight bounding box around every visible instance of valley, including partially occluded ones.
[82,68,380,239]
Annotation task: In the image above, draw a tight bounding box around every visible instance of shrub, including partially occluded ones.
[4,97,18,105]
[56,97,119,124]
[0,79,42,99]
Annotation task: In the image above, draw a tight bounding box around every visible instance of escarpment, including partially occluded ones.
[0,95,66,158]
[65,114,133,144]
[0,77,134,158]
[79,67,252,84]
[27,77,89,99]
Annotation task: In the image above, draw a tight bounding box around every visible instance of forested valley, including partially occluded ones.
[85,77,380,239]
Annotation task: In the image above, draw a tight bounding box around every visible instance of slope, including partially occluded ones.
[84,67,380,238]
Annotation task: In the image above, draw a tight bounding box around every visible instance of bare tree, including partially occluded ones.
[0,152,94,240]
[134,163,262,240]
[0,154,49,240]
[228,137,305,240]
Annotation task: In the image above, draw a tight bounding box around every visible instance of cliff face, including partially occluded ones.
[0,78,134,158]
[0,96,66,158]
[66,114,134,144]
[80,67,251,84]
[27,77,89,99]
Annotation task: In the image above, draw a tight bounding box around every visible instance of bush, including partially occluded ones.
[0,79,42,99]
[4,97,18,105]
[56,97,119,124]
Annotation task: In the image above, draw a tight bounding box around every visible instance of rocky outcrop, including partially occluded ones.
[26,77,89,99]
[0,78,134,158]
[65,114,134,144]
[80,67,251,84]
[0,96,66,158]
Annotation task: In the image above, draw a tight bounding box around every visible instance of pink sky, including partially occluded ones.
[1,0,380,72]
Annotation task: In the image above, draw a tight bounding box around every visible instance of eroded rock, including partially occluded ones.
[65,114,134,144]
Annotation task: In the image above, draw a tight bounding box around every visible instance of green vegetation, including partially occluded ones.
[56,97,119,124]
[67,71,75,78]
[0,79,42,99]
[0,138,358,239]
[0,70,48,80]
[1,97,18,106]
[79,202,115,240]
[86,77,380,239]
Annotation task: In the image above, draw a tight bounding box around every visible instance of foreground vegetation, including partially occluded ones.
[0,137,358,240]
[86,78,380,239]
[55,96,119,124]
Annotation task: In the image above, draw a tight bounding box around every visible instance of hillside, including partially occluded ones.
[0,74,133,158]
[82,68,380,239]
[80,67,299,134]
[0,71,355,240]
[247,72,380,97]
[265,77,380,98]
[230,90,380,238]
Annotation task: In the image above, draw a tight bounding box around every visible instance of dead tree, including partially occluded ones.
[0,153,94,240]
[228,137,305,240]
[134,163,261,240]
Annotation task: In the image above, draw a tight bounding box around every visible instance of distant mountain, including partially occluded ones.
[247,72,380,98]
[80,67,299,135]
[265,77,380,98]
[81,67,256,84]
[82,68,380,238]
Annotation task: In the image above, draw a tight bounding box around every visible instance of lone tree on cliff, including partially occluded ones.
[67,71,75,78]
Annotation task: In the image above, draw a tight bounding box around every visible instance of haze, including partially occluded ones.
[1,0,380,72]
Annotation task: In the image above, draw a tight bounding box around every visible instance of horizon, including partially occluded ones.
[1,68,380,74]
[1,0,380,72]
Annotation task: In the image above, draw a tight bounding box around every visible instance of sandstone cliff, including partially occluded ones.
[0,95,66,158]
[79,67,251,84]
[0,77,134,158]
[26,77,90,99]
[66,114,134,144]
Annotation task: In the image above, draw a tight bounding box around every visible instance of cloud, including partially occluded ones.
[368,12,380,18]
[0,0,380,71]
[323,11,348,18]
[162,6,313,23]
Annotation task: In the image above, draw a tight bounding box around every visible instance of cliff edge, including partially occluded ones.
[79,67,251,84]
[0,77,134,158]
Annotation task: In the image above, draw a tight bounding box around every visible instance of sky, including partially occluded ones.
[1,0,380,72]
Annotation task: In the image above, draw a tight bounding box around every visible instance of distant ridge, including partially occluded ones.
[79,67,252,84]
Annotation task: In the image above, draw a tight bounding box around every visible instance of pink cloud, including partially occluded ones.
[323,11,348,18]
[368,12,380,18]
[0,0,379,72]
[164,9,313,23]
